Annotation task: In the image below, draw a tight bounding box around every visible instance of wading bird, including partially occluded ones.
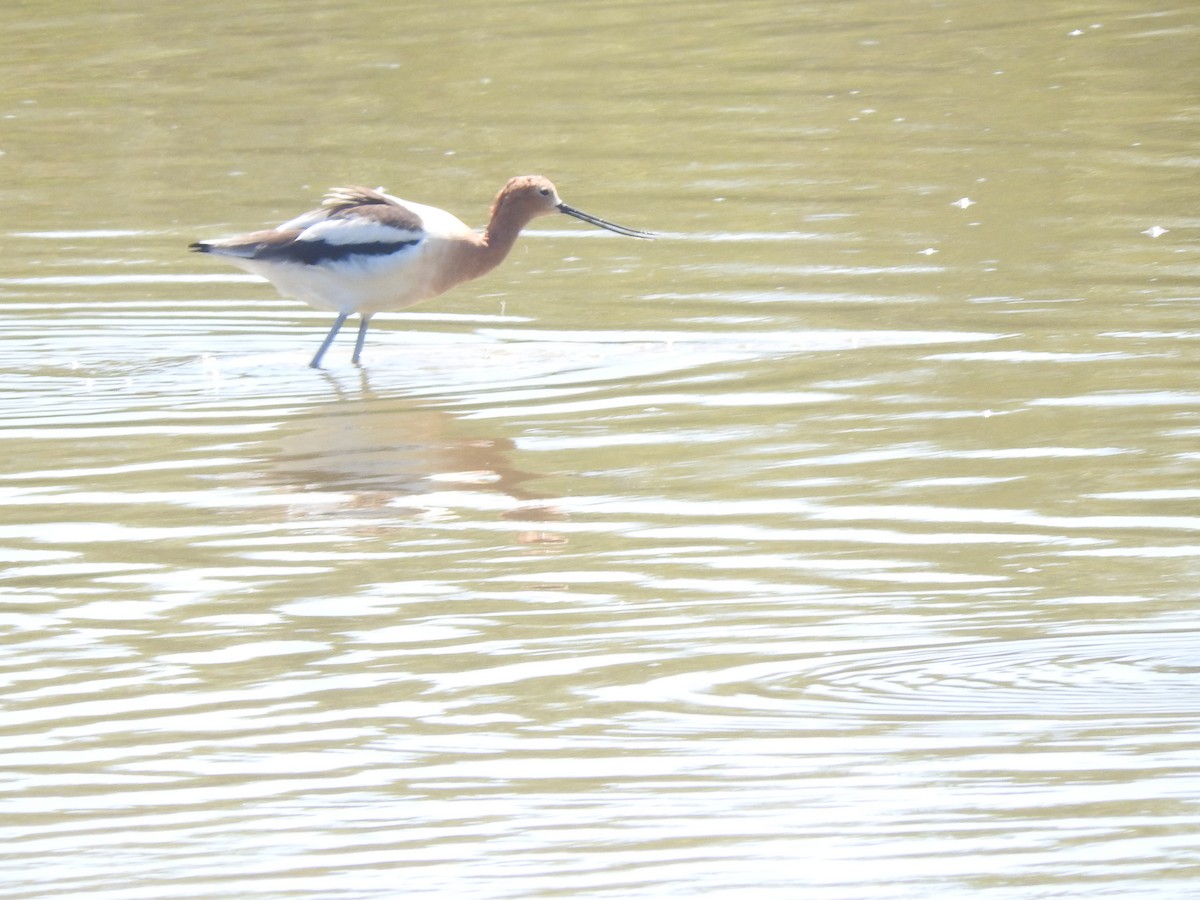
[189,175,654,368]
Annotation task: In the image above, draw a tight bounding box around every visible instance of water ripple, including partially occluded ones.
[590,630,1200,723]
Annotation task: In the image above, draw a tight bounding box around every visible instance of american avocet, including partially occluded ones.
[190,175,654,368]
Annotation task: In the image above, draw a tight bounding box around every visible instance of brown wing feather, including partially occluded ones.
[321,186,425,232]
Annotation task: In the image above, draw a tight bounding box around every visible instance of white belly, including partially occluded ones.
[230,239,456,316]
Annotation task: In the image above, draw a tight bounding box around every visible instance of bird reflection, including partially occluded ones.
[258,378,563,536]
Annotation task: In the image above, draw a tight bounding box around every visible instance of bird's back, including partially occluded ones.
[190,187,477,315]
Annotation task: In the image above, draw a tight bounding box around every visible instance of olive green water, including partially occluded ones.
[2,2,1200,898]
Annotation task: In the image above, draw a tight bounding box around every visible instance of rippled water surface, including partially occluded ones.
[3,2,1200,898]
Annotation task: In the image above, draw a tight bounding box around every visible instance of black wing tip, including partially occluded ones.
[188,241,211,253]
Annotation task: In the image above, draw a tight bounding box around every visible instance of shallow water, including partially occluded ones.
[2,2,1200,898]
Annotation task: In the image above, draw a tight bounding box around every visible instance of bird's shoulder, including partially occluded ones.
[321,185,402,213]
[294,186,426,235]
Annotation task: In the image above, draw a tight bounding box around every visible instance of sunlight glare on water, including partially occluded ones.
[2,1,1200,898]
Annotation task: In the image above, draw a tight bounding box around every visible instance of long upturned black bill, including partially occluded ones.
[558,203,656,239]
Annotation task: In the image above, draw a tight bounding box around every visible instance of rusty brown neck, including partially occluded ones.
[469,203,539,279]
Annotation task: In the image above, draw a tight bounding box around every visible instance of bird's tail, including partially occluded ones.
[188,238,262,258]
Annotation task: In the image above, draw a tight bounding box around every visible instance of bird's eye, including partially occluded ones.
[538,188,551,197]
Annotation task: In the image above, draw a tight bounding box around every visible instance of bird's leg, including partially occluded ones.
[309,312,349,369]
[351,314,373,366]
